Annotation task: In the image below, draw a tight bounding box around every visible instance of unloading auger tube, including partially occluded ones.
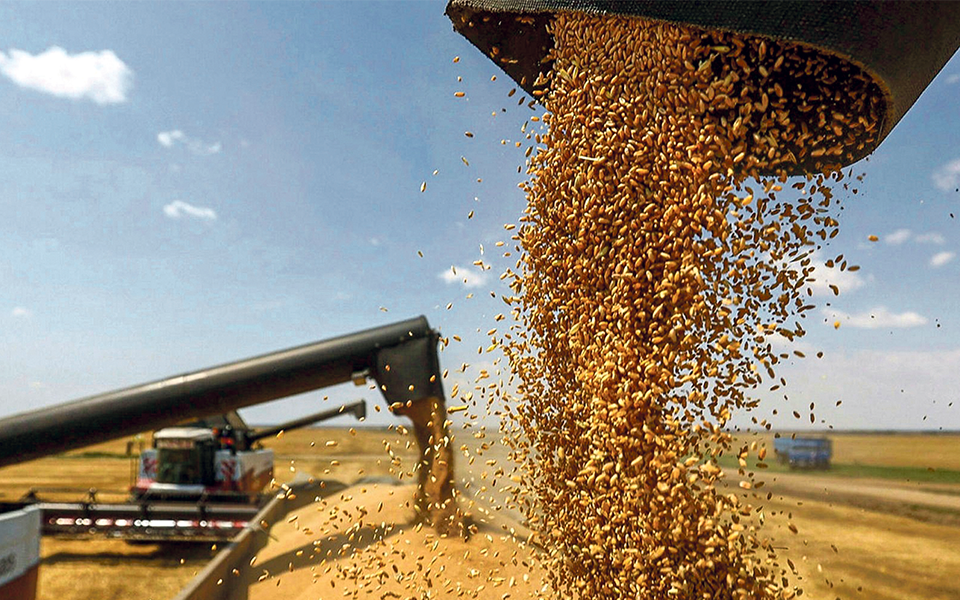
[445,0,960,174]
[0,316,461,533]
[243,399,367,445]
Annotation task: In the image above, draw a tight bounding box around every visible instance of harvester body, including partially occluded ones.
[130,400,366,504]
[36,403,363,542]
[134,428,274,503]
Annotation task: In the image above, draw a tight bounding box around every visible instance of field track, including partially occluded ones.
[725,469,960,526]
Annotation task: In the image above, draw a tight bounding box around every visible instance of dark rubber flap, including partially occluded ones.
[374,334,446,406]
[446,0,960,170]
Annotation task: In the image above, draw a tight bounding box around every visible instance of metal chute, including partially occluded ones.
[446,0,960,172]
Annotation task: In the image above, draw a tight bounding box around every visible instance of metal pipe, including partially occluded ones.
[245,399,366,444]
[0,317,442,468]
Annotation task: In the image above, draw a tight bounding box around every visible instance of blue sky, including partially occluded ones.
[0,2,958,432]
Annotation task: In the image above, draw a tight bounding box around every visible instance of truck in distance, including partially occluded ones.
[773,436,832,469]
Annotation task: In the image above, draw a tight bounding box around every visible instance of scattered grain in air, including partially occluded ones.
[465,131,474,138]
[454,91,465,98]
[453,56,460,63]
[491,12,882,600]
[868,235,879,242]
[292,12,882,600]
[420,181,426,193]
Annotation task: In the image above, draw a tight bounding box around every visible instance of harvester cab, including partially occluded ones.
[153,428,221,485]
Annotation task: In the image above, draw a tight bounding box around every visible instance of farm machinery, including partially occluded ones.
[21,401,367,541]
[131,401,366,504]
[0,316,457,595]
[773,436,833,469]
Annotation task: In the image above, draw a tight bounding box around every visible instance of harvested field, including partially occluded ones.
[0,426,419,600]
[0,457,135,503]
[764,494,960,600]
[5,429,960,600]
[38,540,214,600]
[244,483,545,600]
[732,432,960,471]
[752,470,960,526]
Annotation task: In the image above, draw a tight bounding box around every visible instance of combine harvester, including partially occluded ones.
[0,316,454,599]
[29,400,367,542]
[131,402,366,505]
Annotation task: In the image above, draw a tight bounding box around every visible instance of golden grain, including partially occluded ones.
[494,12,880,600]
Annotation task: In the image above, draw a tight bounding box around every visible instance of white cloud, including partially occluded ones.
[157,130,184,147]
[914,232,946,245]
[11,307,32,318]
[163,200,217,220]
[0,46,131,104]
[884,228,912,245]
[157,129,221,155]
[439,265,489,289]
[930,251,956,268]
[884,229,946,246]
[197,141,221,155]
[806,258,866,297]
[825,306,927,329]
[741,348,960,431]
[946,73,960,85]
[932,158,960,191]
